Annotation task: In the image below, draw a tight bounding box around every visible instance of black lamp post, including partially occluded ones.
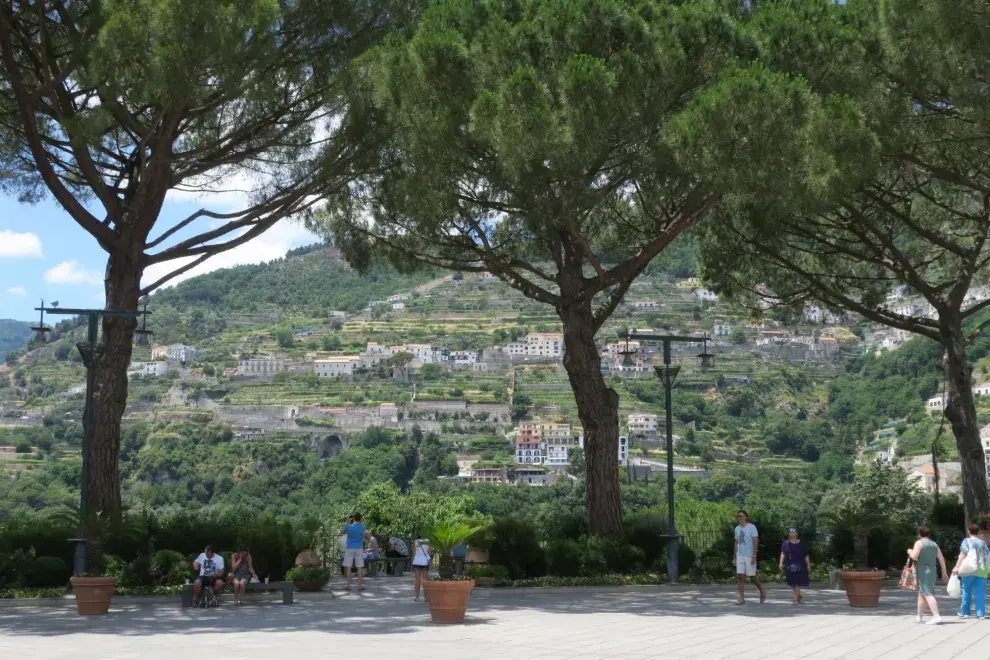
[618,329,713,583]
[33,300,151,575]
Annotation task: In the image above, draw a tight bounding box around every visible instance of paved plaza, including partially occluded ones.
[2,580,989,660]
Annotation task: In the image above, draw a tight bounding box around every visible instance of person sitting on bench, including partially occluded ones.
[386,537,408,574]
[364,531,379,560]
[193,545,225,606]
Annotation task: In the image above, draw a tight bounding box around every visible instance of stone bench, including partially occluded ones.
[364,557,408,578]
[181,580,294,606]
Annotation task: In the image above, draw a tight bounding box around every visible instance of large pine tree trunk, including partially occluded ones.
[943,320,989,520]
[87,253,141,514]
[559,301,623,537]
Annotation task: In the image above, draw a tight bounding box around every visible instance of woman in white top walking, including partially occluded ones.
[412,538,432,602]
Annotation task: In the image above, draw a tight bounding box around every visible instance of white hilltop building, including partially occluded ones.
[152,343,197,363]
[927,382,990,414]
[513,422,628,469]
[503,332,563,358]
[313,356,362,378]
[236,356,285,375]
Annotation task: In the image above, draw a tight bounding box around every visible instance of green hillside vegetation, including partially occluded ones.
[0,320,31,358]
[150,244,436,316]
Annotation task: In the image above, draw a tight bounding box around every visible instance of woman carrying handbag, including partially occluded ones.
[952,522,990,619]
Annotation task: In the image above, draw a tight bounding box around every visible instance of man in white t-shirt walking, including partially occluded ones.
[733,510,766,605]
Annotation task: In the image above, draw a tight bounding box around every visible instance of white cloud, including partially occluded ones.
[142,220,319,291]
[43,260,103,286]
[0,231,43,258]
[5,285,26,296]
[164,172,254,211]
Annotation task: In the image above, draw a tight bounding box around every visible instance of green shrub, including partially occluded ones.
[487,518,545,580]
[544,540,583,578]
[285,566,331,582]
[0,548,36,588]
[102,554,126,579]
[151,550,189,586]
[122,554,154,587]
[26,556,69,588]
[624,513,669,568]
[586,537,645,575]
[653,541,698,576]
[467,564,508,581]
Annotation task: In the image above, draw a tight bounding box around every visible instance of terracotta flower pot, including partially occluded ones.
[423,579,475,624]
[69,576,117,616]
[840,570,885,607]
[292,579,328,592]
[295,550,321,567]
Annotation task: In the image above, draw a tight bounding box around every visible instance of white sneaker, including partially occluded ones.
[915,616,923,624]
[926,618,943,626]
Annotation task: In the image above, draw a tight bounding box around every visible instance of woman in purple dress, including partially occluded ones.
[779,528,811,605]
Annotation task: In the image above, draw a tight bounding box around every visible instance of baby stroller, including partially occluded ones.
[196,574,221,608]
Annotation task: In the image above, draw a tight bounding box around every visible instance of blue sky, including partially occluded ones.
[0,191,319,322]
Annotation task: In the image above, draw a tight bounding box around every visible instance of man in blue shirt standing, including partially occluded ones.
[343,513,367,592]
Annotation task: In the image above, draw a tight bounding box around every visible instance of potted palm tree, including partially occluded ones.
[51,508,131,616]
[423,522,482,624]
[819,461,927,608]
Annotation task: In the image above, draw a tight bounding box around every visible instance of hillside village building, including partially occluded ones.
[139,362,169,377]
[313,356,362,378]
[236,357,285,375]
[628,413,659,435]
[450,351,478,364]
[513,422,628,469]
[503,333,563,358]
[695,288,718,302]
[927,383,990,413]
[152,344,197,363]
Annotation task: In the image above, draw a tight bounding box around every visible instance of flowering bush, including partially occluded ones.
[973,513,990,530]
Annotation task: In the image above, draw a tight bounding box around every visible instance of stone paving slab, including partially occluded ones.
[2,581,989,660]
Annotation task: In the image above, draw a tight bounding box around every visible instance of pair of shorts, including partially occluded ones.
[412,564,429,573]
[736,556,757,577]
[342,548,364,568]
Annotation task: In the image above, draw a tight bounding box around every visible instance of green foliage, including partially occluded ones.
[26,555,68,588]
[819,461,928,569]
[467,563,508,582]
[487,518,545,580]
[151,550,189,586]
[275,328,295,349]
[0,320,31,357]
[285,566,331,583]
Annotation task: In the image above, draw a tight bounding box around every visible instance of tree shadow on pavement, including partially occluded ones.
[0,583,936,638]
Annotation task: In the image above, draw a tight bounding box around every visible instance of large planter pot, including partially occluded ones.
[464,549,489,565]
[423,579,475,624]
[295,550,321,567]
[292,579,328,592]
[69,576,117,616]
[840,570,885,608]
